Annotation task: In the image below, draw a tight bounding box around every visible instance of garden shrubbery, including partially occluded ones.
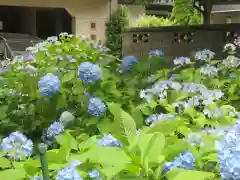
[0,32,240,180]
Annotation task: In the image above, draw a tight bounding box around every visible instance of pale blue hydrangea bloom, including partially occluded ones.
[203,107,224,119]
[149,49,164,59]
[195,49,215,61]
[26,46,38,54]
[187,133,204,147]
[163,151,195,173]
[0,131,33,161]
[147,74,157,83]
[200,89,224,106]
[168,73,175,80]
[30,176,42,180]
[16,64,37,74]
[173,56,191,66]
[230,73,237,79]
[120,56,138,72]
[38,73,60,97]
[69,58,77,63]
[47,36,58,43]
[172,96,200,113]
[234,36,240,47]
[56,160,83,180]
[56,48,63,53]
[34,42,49,52]
[88,97,106,117]
[88,170,102,180]
[96,44,107,52]
[181,82,207,94]
[98,134,121,147]
[216,120,240,179]
[24,54,35,61]
[172,101,192,113]
[145,114,175,126]
[187,127,229,147]
[200,64,218,76]
[45,121,64,140]
[78,62,101,84]
[140,80,181,102]
[59,111,75,126]
[222,56,240,68]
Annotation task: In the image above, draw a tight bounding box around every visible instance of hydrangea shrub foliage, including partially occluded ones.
[0,33,240,180]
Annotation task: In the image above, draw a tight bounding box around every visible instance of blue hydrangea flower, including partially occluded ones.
[168,73,175,80]
[216,120,240,180]
[163,151,195,174]
[98,134,121,147]
[120,56,138,72]
[0,131,33,161]
[88,170,102,180]
[78,62,101,84]
[56,160,83,180]
[195,49,215,61]
[88,97,106,117]
[38,73,60,97]
[149,49,164,59]
[45,121,64,140]
[24,54,35,61]
[140,80,181,102]
[145,114,175,126]
[30,176,42,180]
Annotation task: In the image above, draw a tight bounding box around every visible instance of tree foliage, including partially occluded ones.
[137,0,213,24]
[106,5,129,58]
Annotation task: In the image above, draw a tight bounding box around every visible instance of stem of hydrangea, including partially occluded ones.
[38,143,50,180]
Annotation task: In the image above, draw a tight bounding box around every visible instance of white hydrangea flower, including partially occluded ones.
[200,64,218,76]
[173,56,191,66]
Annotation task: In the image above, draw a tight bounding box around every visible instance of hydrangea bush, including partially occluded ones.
[0,33,240,180]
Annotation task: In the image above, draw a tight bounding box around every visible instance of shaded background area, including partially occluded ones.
[0,6,72,39]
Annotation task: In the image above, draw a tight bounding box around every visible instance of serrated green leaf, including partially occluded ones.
[108,103,137,144]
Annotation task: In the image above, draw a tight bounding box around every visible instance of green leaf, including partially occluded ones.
[147,118,184,134]
[55,131,79,151]
[0,169,25,180]
[61,71,76,83]
[0,105,8,119]
[71,147,131,179]
[168,169,215,180]
[138,132,165,165]
[79,136,97,151]
[137,103,151,115]
[56,94,67,109]
[0,157,11,168]
[108,103,137,144]
[23,162,39,176]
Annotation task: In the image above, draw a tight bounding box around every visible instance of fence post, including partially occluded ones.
[38,143,50,180]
